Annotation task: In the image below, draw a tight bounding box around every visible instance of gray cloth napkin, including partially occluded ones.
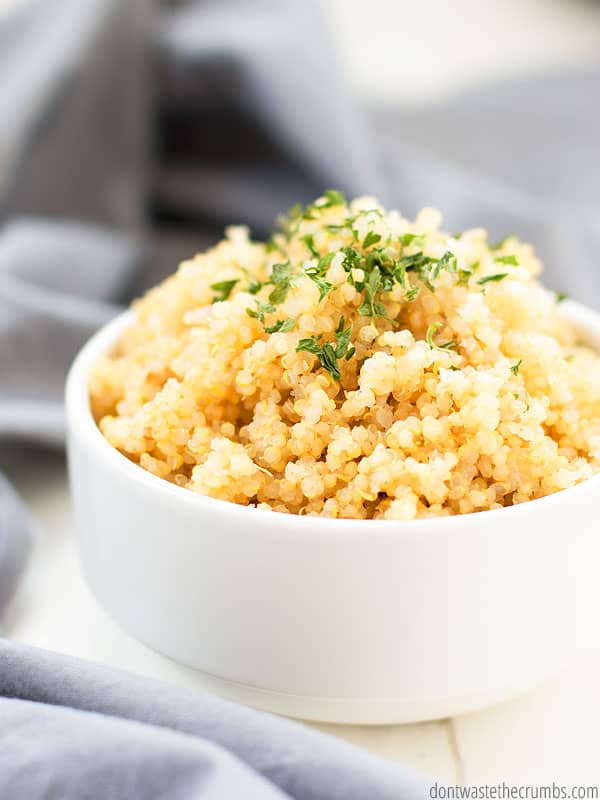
[0,0,598,795]
[0,640,431,800]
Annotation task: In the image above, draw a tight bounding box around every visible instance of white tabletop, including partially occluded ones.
[4,0,600,785]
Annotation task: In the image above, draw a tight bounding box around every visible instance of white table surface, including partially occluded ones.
[4,0,600,786]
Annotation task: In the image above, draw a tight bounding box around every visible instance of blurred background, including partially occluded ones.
[323,0,600,106]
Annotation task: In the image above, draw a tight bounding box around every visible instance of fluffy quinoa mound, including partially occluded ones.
[90,192,600,519]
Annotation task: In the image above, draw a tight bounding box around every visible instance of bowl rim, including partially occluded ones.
[66,299,600,535]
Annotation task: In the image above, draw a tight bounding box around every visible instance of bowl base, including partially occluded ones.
[153,657,557,725]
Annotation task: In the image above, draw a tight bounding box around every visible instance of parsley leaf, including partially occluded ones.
[246,300,276,322]
[310,275,334,301]
[301,234,319,258]
[247,278,263,295]
[264,318,296,334]
[317,252,335,270]
[357,265,385,317]
[268,261,297,304]
[425,321,457,351]
[335,317,353,358]
[399,232,425,247]
[320,189,346,208]
[426,322,442,348]
[429,251,457,282]
[210,279,239,303]
[296,337,322,356]
[363,231,382,249]
[457,268,473,286]
[477,273,508,285]
[296,318,354,381]
[510,359,522,376]
[495,254,519,266]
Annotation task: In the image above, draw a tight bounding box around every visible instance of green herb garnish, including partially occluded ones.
[247,279,263,295]
[425,321,457,351]
[301,234,319,258]
[296,318,354,381]
[264,318,296,334]
[477,273,508,285]
[399,232,425,247]
[510,359,522,376]
[334,316,355,360]
[556,291,568,303]
[210,279,239,303]
[429,251,457,282]
[246,300,276,322]
[311,276,334,301]
[320,189,346,208]
[356,265,394,322]
[268,262,297,304]
[495,254,519,266]
[363,231,382,249]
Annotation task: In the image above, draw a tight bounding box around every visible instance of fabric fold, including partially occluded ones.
[0,640,432,800]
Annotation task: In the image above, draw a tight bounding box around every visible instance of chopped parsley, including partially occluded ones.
[264,318,295,334]
[310,276,334,301]
[247,278,264,295]
[268,262,297,304]
[296,317,354,381]
[457,268,474,286]
[495,254,519,266]
[246,300,276,322]
[236,266,264,295]
[319,189,346,208]
[429,251,457,282]
[477,273,508,285]
[210,279,239,303]
[258,191,531,380]
[510,359,522,376]
[301,234,319,258]
[303,252,335,300]
[556,291,568,303]
[399,232,425,247]
[363,231,382,249]
[425,322,457,351]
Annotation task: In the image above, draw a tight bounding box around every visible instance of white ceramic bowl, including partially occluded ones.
[66,302,600,725]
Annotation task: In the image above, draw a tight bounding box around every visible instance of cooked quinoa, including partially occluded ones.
[90,193,600,519]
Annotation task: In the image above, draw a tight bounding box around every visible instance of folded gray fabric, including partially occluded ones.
[0,217,140,446]
[0,0,150,230]
[0,476,32,631]
[0,640,432,800]
[157,0,379,231]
